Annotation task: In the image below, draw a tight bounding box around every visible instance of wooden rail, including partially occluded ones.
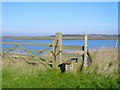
[2,48,51,53]
[62,52,84,57]
[63,46,84,50]
[1,42,52,46]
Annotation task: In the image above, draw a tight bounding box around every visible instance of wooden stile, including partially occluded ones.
[2,32,90,72]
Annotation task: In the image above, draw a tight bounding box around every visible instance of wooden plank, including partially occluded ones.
[63,52,83,57]
[63,46,84,50]
[1,42,51,46]
[65,58,78,65]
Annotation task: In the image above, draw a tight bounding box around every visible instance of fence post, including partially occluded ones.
[83,34,88,69]
[114,38,118,48]
[54,32,62,68]
[58,33,62,64]
[52,40,55,68]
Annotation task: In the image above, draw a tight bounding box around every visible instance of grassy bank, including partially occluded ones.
[2,49,119,88]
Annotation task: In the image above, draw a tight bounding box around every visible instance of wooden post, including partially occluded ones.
[71,62,74,72]
[58,33,62,64]
[114,38,118,48]
[52,40,55,68]
[54,32,62,68]
[84,34,88,69]
[66,63,70,72]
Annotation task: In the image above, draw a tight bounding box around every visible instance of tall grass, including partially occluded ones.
[87,48,118,75]
[2,48,119,88]
[0,65,2,89]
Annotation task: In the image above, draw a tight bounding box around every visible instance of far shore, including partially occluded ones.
[2,35,117,40]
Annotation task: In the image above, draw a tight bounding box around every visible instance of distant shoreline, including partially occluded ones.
[2,37,117,40]
[2,34,118,40]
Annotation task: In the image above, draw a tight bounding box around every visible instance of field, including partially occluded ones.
[2,48,119,88]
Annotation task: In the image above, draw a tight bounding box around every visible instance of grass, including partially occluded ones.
[2,65,119,88]
[2,48,119,88]
[87,48,118,75]
[0,60,2,89]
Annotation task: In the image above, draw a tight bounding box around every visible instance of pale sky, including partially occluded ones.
[2,2,118,36]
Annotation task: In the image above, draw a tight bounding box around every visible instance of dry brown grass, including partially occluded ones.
[61,48,118,75]
[2,48,118,75]
[2,59,48,77]
[86,48,118,75]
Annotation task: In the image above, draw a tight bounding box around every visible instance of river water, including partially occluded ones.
[2,39,116,50]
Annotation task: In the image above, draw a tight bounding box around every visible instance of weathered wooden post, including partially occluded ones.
[52,40,55,68]
[83,34,88,69]
[114,38,118,48]
[53,32,62,68]
[57,33,62,64]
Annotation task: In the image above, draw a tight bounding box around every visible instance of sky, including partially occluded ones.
[2,2,118,36]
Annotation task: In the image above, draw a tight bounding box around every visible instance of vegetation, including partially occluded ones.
[2,67,119,88]
[87,48,118,75]
[0,59,2,89]
[2,48,119,88]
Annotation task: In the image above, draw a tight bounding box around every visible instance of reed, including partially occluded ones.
[86,48,118,75]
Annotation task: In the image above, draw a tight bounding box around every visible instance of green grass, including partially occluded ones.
[0,59,2,89]
[3,70,119,88]
[2,48,119,88]
[2,60,119,88]
[0,70,2,89]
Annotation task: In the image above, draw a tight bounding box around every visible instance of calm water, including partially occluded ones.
[2,39,117,51]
